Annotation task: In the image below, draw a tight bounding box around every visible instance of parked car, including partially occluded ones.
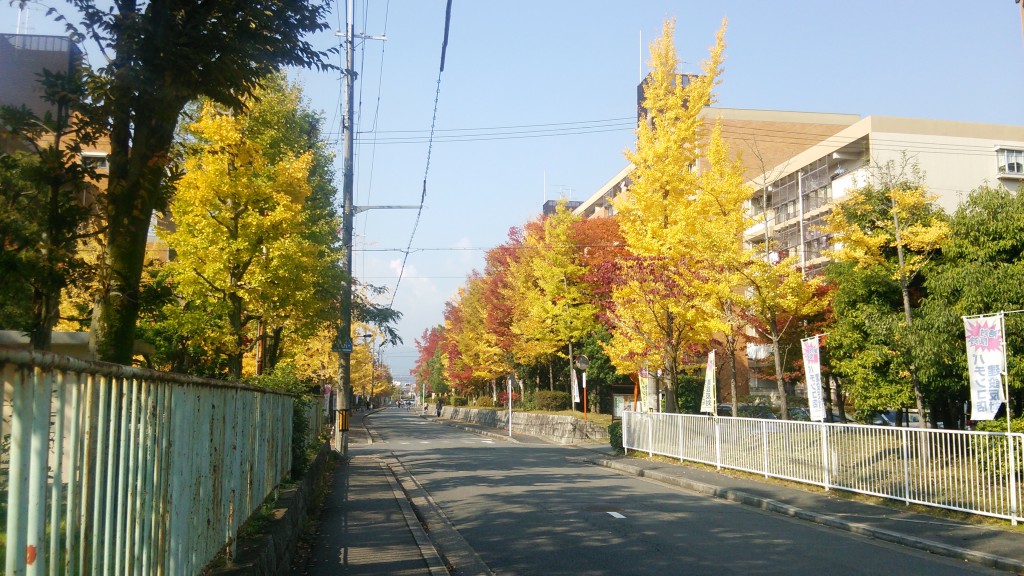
[717,403,777,419]
[788,407,811,421]
[788,408,856,423]
[871,410,922,427]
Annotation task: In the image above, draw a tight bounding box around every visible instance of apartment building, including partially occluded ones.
[575,108,1024,401]
[745,116,1024,273]
[574,107,862,219]
[1,32,172,263]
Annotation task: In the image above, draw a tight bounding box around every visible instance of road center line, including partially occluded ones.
[607,512,626,519]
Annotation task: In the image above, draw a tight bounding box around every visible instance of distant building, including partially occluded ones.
[744,115,1024,273]
[542,199,582,216]
[0,33,81,121]
[574,107,862,220]
[1,33,173,263]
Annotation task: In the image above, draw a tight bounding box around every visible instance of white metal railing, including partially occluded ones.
[1,346,299,575]
[623,411,1023,524]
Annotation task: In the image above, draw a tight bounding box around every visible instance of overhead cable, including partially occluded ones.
[388,0,453,308]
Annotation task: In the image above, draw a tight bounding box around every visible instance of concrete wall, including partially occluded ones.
[442,407,609,444]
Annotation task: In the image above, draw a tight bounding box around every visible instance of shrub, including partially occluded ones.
[534,390,570,411]
[975,417,1024,434]
[498,391,521,407]
[608,420,623,452]
[450,395,468,407]
[972,418,1024,478]
[246,364,318,478]
[476,396,496,408]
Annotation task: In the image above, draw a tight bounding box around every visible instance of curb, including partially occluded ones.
[439,420,521,443]
[378,458,450,576]
[589,457,1024,573]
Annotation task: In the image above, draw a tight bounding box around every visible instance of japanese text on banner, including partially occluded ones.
[801,336,827,421]
[963,314,1006,421]
[701,350,716,414]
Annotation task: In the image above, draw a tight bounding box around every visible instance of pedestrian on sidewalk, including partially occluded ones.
[435,399,442,417]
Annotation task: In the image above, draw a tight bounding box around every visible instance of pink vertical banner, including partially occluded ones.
[964,314,1006,421]
[801,335,826,421]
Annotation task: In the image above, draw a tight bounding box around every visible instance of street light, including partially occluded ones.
[575,355,590,420]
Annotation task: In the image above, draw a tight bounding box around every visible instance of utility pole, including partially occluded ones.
[336,0,394,455]
[336,0,356,456]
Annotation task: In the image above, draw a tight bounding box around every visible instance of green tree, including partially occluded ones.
[917,185,1024,424]
[0,66,99,349]
[46,0,332,363]
[823,160,949,424]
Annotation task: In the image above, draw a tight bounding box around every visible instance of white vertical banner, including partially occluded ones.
[570,367,580,405]
[700,350,716,414]
[802,335,826,421]
[646,371,659,412]
[964,314,1006,421]
[637,366,648,411]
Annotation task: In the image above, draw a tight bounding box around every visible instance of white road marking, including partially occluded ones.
[607,512,626,519]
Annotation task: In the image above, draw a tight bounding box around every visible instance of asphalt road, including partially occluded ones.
[365,408,1009,576]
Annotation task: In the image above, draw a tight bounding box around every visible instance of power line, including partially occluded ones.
[324,115,636,144]
[360,115,635,134]
[355,124,633,144]
[356,0,390,279]
[388,0,453,308]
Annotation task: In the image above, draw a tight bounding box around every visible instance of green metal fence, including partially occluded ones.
[0,346,305,575]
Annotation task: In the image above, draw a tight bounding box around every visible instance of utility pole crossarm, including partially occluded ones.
[353,205,420,215]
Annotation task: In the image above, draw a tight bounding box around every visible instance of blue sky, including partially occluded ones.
[7,1,1024,381]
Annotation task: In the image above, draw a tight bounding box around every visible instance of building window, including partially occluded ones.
[997,148,1023,177]
[81,152,109,171]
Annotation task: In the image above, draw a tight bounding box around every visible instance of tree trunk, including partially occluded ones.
[28,281,60,350]
[266,326,284,372]
[770,315,789,419]
[727,334,739,417]
[227,291,244,378]
[663,310,678,413]
[892,200,928,428]
[89,85,186,364]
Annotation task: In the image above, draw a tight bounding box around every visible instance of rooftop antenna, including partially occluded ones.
[17,6,29,35]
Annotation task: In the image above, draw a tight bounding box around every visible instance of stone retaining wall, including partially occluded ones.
[442,407,609,444]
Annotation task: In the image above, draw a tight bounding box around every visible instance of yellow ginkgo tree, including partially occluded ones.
[508,205,601,387]
[161,77,336,378]
[606,18,745,413]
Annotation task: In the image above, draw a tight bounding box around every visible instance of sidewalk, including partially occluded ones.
[299,411,448,576]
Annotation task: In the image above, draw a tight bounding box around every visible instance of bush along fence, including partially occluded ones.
[622,411,1024,525]
[0,346,318,575]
